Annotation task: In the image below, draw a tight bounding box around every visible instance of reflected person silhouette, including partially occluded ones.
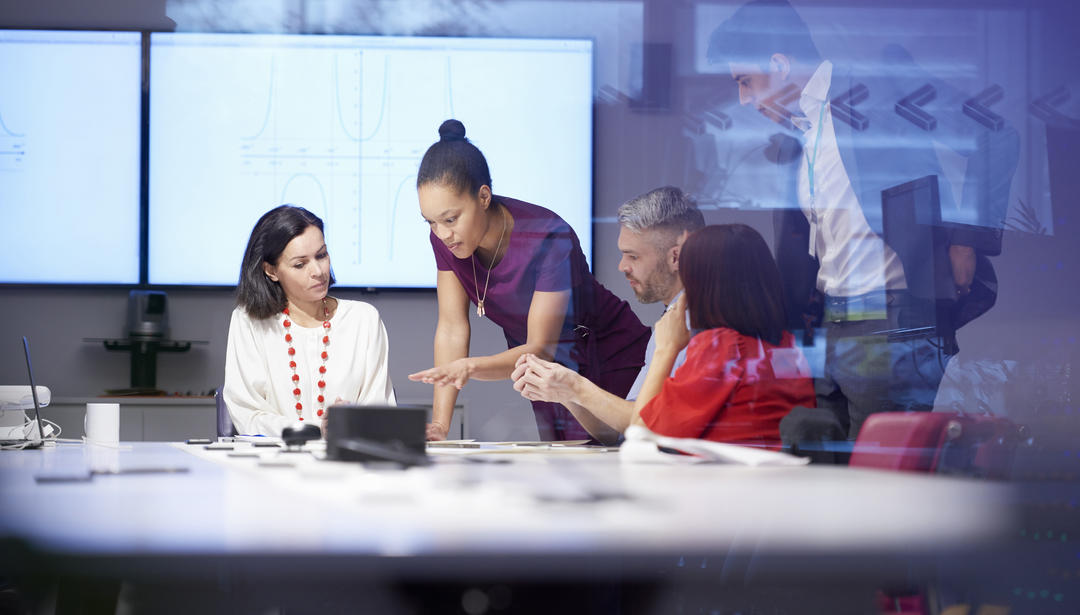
[707,0,1019,438]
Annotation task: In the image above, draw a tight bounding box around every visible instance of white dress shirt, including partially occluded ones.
[224,299,396,436]
[797,61,906,297]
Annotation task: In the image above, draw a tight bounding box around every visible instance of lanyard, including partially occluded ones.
[804,101,827,258]
[804,100,828,206]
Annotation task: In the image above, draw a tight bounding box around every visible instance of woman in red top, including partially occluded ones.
[631,224,815,446]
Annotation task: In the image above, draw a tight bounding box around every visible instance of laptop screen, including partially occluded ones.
[22,337,46,443]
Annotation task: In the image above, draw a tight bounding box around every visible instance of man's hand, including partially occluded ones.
[950,245,976,296]
[511,353,580,405]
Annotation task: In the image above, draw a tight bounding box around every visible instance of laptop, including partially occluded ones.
[0,337,47,449]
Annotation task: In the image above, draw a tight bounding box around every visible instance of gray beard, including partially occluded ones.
[633,273,677,305]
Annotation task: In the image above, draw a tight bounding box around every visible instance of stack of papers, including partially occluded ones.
[620,425,810,466]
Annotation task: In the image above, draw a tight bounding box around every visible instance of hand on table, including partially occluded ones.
[319,397,346,439]
[426,421,449,442]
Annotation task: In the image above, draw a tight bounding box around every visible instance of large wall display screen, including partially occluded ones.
[149,33,594,287]
[0,30,142,284]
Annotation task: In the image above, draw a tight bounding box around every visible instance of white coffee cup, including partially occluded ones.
[84,402,120,444]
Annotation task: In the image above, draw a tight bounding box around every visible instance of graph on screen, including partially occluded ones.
[0,107,26,172]
[149,33,594,287]
[0,30,142,284]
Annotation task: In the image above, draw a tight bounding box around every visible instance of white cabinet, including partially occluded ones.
[47,397,216,441]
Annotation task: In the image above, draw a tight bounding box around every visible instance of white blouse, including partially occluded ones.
[224,299,396,436]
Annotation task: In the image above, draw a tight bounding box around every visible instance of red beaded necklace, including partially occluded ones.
[282,299,331,421]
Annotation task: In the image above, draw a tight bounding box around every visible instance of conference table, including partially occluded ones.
[0,438,1024,612]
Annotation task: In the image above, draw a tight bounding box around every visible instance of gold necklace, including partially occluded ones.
[471,206,507,318]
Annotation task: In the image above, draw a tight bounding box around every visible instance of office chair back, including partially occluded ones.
[780,405,853,465]
[850,411,1021,478]
[215,388,236,438]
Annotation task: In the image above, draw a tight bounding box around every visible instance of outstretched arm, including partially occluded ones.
[419,270,471,441]
[410,289,570,386]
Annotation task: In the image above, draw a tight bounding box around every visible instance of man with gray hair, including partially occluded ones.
[511,186,705,443]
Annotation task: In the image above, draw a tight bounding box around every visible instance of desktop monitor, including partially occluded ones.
[0,30,142,284]
[148,33,595,287]
[881,175,951,306]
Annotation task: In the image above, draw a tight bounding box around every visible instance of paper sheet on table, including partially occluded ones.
[426,441,614,455]
[490,440,591,446]
[425,440,477,447]
[234,435,284,445]
[620,425,809,466]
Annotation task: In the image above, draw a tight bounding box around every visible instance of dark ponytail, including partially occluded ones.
[416,119,492,195]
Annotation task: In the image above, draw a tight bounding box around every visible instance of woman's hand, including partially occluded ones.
[426,421,449,441]
[654,294,691,354]
[319,397,346,440]
[511,353,580,405]
[408,358,473,389]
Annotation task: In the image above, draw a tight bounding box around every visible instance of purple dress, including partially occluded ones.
[431,197,650,440]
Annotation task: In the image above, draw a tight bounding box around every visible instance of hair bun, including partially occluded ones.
[438,119,467,142]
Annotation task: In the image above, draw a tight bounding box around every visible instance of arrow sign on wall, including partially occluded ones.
[896,84,937,131]
[704,109,733,131]
[963,84,1005,131]
[1030,86,1080,129]
[759,83,801,131]
[831,83,869,131]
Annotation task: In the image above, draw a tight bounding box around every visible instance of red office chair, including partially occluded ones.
[850,411,1021,479]
[852,412,1023,615]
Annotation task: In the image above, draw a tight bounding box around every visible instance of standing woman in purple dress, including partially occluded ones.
[409,120,650,441]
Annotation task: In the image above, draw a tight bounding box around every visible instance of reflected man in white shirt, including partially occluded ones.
[707,0,1017,439]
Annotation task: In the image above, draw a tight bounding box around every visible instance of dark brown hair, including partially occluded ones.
[236,205,334,319]
[679,224,787,346]
[706,0,821,70]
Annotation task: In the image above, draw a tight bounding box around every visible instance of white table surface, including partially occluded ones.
[0,440,1017,573]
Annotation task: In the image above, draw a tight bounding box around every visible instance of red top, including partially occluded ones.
[639,328,815,447]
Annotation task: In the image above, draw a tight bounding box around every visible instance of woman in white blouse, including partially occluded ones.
[224,205,395,436]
